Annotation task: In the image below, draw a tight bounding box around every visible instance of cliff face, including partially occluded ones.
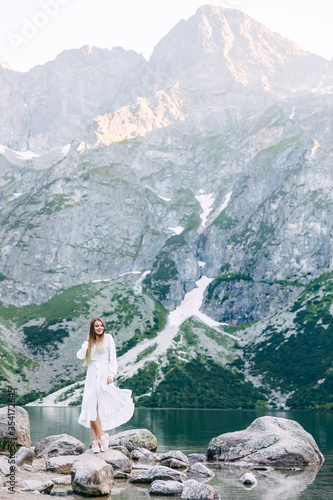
[0,5,332,409]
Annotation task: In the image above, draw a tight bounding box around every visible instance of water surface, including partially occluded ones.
[25,407,333,499]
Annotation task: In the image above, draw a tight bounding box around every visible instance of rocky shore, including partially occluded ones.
[0,407,325,499]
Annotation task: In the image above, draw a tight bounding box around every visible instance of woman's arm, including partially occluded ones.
[77,340,89,360]
[107,334,117,377]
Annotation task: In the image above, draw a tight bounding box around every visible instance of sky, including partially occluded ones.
[1,0,332,72]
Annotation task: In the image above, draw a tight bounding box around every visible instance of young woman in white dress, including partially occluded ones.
[77,318,134,453]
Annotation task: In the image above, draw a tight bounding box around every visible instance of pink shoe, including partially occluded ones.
[98,432,109,452]
[91,439,100,453]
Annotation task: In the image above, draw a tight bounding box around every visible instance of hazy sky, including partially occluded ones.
[1,0,332,72]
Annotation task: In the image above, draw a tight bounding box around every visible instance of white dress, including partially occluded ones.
[77,333,134,430]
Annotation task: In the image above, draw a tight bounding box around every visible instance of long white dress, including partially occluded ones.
[77,333,134,430]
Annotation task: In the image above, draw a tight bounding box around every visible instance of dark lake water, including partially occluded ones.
[25,407,333,499]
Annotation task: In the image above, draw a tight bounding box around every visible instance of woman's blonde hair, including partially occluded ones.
[85,317,105,365]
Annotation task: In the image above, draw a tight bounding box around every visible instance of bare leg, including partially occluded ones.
[90,421,98,441]
[90,401,104,441]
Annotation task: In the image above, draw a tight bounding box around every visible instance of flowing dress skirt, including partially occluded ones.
[78,359,134,430]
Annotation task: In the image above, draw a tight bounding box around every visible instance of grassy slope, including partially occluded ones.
[241,271,333,409]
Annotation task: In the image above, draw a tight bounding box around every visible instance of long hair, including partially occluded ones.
[85,317,105,365]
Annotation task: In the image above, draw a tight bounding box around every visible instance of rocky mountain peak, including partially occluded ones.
[149,4,325,94]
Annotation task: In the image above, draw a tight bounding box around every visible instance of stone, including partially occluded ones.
[187,462,215,477]
[0,406,31,448]
[101,448,132,473]
[35,434,85,458]
[71,453,113,496]
[187,454,207,463]
[18,479,54,493]
[129,465,187,484]
[113,471,132,479]
[14,446,34,466]
[160,458,189,469]
[131,449,146,461]
[0,457,10,475]
[207,416,325,467]
[160,451,189,468]
[240,472,257,486]
[181,479,221,499]
[150,479,184,496]
[108,428,158,452]
[46,455,78,474]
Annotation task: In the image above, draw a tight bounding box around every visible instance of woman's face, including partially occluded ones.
[94,320,104,336]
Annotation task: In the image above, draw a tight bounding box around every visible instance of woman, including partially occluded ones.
[77,318,134,453]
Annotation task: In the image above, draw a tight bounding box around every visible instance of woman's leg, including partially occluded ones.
[90,420,98,441]
[94,401,104,438]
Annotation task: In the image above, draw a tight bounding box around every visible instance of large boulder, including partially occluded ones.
[129,465,187,484]
[35,434,85,458]
[181,479,221,499]
[0,406,31,448]
[71,453,113,496]
[109,428,157,452]
[207,416,325,467]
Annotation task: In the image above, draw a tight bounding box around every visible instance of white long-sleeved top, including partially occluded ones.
[76,333,117,377]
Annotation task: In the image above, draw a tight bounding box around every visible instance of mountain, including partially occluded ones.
[0,5,332,410]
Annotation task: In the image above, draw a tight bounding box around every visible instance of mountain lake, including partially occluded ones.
[24,407,332,499]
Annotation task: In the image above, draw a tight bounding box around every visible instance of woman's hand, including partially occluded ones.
[107,376,113,385]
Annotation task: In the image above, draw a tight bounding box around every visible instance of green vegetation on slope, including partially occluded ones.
[243,272,333,409]
[124,356,268,409]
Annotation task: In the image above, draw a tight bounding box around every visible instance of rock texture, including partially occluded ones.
[71,452,113,496]
[150,479,184,496]
[129,465,187,484]
[0,406,31,448]
[181,479,221,499]
[35,434,85,458]
[207,416,325,466]
[14,447,34,466]
[109,429,158,452]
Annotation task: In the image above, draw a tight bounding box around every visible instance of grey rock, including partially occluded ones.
[160,451,189,467]
[35,434,85,458]
[109,428,158,452]
[129,465,187,484]
[181,479,221,499]
[101,448,132,473]
[113,471,132,479]
[160,458,189,469]
[207,416,325,466]
[131,449,146,461]
[150,479,184,496]
[187,462,215,477]
[18,479,54,493]
[14,446,34,466]
[46,455,78,474]
[0,456,10,475]
[71,453,113,496]
[187,454,206,463]
[240,472,257,486]
[0,406,31,448]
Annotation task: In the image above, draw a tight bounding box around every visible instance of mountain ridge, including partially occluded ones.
[0,5,332,410]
